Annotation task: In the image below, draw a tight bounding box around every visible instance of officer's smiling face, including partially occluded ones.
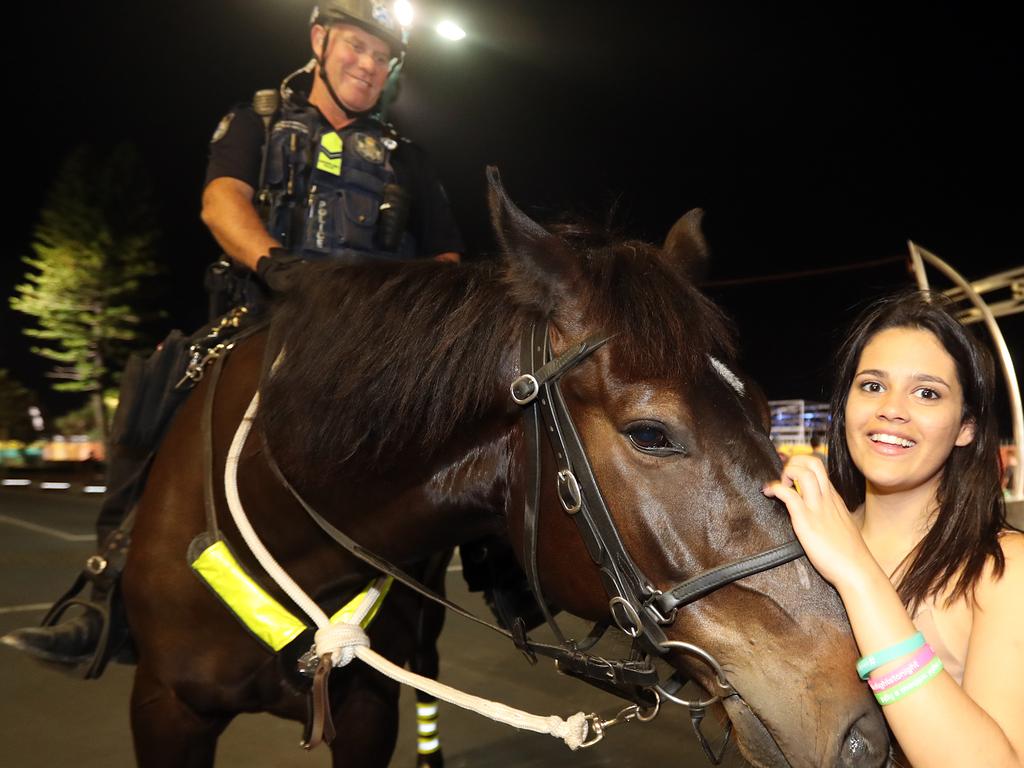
[312,22,392,114]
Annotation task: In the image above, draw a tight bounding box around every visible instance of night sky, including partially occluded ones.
[4,0,1022,430]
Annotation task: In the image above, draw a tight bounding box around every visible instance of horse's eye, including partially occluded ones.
[626,424,682,455]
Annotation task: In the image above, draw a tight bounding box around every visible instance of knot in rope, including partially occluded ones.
[315,622,370,667]
[548,712,589,751]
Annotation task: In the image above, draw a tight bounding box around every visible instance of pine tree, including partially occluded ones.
[11,144,161,448]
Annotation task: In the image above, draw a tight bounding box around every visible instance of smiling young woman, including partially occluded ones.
[765,290,1023,767]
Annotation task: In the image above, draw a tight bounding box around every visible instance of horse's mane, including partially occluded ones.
[260,222,736,487]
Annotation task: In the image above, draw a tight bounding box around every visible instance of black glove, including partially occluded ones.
[255,248,306,294]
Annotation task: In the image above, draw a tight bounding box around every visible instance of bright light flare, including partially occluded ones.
[394,0,414,29]
[2,479,31,486]
[435,20,466,41]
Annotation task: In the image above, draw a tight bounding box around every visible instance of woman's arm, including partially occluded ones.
[765,457,1024,767]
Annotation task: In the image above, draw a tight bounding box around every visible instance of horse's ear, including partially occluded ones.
[487,166,580,315]
[487,166,550,249]
[662,208,710,282]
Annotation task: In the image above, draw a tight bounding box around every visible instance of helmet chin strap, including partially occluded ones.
[316,26,375,120]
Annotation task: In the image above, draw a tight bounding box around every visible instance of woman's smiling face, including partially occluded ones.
[844,326,975,499]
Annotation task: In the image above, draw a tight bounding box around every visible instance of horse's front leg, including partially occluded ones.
[411,575,448,768]
[328,663,401,768]
[130,663,233,768]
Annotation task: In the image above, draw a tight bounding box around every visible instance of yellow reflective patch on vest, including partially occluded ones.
[317,132,343,175]
[191,541,307,652]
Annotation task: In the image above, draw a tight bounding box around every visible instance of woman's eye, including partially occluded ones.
[914,387,940,400]
[626,425,678,454]
[860,381,884,393]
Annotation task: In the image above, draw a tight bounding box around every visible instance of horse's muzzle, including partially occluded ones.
[721,697,891,768]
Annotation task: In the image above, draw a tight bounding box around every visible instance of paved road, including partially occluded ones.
[0,488,743,767]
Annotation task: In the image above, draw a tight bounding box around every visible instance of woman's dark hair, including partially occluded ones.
[827,289,1009,611]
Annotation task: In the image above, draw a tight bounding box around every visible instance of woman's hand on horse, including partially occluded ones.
[763,455,875,591]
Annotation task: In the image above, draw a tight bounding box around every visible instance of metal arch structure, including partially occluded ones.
[907,241,1023,503]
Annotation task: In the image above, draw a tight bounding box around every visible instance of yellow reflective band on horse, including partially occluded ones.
[191,541,307,652]
[328,575,393,627]
[317,132,343,175]
[416,701,439,718]
[417,737,441,755]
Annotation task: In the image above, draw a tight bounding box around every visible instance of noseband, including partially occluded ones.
[510,322,803,763]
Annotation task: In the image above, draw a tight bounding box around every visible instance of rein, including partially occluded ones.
[227,390,592,751]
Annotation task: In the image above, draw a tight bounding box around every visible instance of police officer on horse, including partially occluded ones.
[3,0,463,671]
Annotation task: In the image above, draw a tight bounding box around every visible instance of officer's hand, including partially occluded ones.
[255,248,306,294]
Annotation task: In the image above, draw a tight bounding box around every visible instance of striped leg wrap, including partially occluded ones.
[416,699,441,755]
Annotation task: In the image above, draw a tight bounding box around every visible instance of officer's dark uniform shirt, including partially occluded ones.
[205,104,464,259]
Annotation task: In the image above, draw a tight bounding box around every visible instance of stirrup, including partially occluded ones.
[40,525,135,679]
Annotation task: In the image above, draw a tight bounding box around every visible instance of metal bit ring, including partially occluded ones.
[655,640,735,708]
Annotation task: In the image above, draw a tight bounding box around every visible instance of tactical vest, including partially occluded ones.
[259,102,413,261]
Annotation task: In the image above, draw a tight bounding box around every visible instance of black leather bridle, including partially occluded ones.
[510,321,804,762]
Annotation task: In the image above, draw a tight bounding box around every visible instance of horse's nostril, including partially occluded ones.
[839,714,890,768]
[841,726,868,761]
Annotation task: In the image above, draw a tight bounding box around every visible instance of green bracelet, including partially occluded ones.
[874,655,944,706]
[856,632,925,680]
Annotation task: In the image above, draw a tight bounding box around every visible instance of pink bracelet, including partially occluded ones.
[868,644,935,692]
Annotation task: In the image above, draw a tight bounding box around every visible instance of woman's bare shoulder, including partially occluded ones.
[976,530,1024,608]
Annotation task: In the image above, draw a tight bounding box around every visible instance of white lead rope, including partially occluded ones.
[223,391,591,750]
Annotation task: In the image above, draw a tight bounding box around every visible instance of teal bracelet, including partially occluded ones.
[875,655,944,706]
[856,632,925,680]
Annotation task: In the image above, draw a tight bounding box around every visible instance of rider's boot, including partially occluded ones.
[0,541,128,677]
[1,607,103,665]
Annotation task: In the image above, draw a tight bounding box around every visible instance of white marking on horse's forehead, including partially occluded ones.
[708,355,745,396]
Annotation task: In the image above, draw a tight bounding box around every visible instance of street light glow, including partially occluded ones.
[395,0,414,29]
[435,20,466,41]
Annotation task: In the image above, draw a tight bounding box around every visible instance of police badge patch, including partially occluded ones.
[353,133,385,164]
[211,112,235,143]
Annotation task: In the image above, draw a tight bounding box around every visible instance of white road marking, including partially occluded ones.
[0,603,52,615]
[0,514,94,542]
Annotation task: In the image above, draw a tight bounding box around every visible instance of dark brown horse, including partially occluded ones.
[122,172,891,768]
